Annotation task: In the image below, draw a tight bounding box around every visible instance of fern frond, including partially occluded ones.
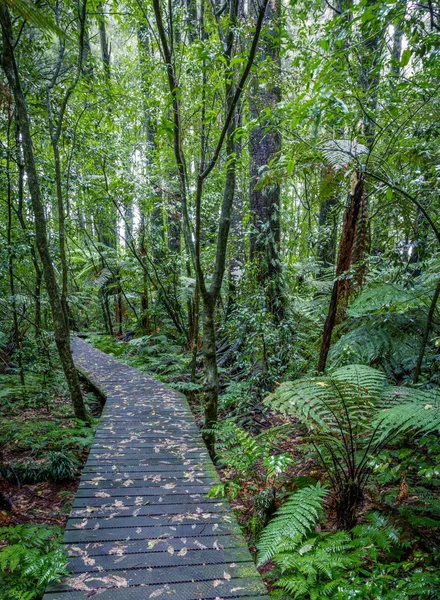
[321,139,368,169]
[257,483,328,565]
[371,395,440,449]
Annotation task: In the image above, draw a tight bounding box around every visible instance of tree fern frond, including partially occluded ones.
[372,398,440,448]
[6,0,68,39]
[257,483,328,565]
[321,139,369,169]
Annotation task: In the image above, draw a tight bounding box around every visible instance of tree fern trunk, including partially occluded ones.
[318,173,365,372]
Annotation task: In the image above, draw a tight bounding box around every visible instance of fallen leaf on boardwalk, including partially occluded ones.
[64,573,92,592]
[109,545,127,556]
[149,585,169,597]
[93,574,128,588]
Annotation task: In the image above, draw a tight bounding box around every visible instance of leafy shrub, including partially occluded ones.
[1,450,79,484]
[88,333,189,382]
[266,364,440,527]
[0,417,94,454]
[0,524,67,600]
[208,420,295,532]
[210,420,294,483]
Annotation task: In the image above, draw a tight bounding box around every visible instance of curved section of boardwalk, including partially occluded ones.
[44,338,268,600]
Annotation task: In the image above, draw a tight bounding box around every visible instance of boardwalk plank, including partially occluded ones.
[43,338,268,599]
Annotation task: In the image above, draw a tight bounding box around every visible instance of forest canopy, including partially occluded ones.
[0,0,440,598]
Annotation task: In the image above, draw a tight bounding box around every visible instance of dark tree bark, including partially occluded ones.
[390,17,404,82]
[318,173,365,372]
[15,121,43,335]
[0,5,88,421]
[6,101,24,384]
[249,0,285,322]
[413,279,440,383]
[98,3,111,81]
[185,0,198,41]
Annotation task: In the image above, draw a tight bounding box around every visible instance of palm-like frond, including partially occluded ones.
[266,364,440,528]
[321,139,369,169]
[5,0,68,38]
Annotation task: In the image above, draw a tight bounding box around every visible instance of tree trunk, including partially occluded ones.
[201,295,218,454]
[98,3,111,82]
[413,279,440,383]
[317,173,365,372]
[6,104,24,384]
[1,5,88,421]
[249,0,285,322]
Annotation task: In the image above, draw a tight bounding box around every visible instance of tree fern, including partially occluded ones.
[257,483,328,565]
[329,315,422,376]
[266,365,440,527]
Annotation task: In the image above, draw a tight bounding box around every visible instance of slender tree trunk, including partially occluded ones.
[139,216,150,330]
[413,279,440,383]
[0,5,88,421]
[190,283,200,382]
[6,105,24,384]
[51,140,69,327]
[15,120,43,335]
[98,3,111,82]
[201,295,218,449]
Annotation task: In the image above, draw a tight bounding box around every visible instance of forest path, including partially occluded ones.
[43,337,268,600]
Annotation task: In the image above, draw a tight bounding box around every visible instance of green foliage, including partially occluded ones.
[210,420,293,484]
[329,276,440,379]
[266,364,440,526]
[262,510,440,600]
[257,483,328,565]
[88,334,189,383]
[0,524,68,600]
[207,420,295,534]
[1,450,79,483]
[0,413,95,483]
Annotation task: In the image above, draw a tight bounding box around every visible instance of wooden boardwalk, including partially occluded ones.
[44,338,268,600]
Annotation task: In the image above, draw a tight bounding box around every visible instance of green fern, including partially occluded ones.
[0,524,68,599]
[257,483,328,565]
[329,315,423,376]
[210,420,293,484]
[263,512,415,600]
[266,364,440,527]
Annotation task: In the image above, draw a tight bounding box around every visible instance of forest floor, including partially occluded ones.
[0,383,101,538]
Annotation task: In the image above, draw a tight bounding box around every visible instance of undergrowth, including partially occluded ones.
[0,524,67,600]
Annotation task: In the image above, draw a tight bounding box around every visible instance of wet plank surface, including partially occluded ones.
[43,337,268,599]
